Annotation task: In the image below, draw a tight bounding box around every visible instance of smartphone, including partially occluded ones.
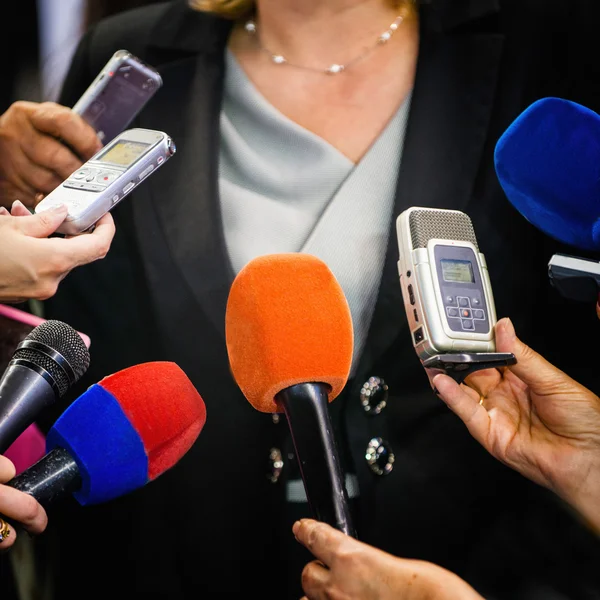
[548,253,600,302]
[72,50,162,144]
[34,128,176,235]
[396,207,497,359]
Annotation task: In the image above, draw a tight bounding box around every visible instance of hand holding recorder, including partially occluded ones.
[434,317,600,534]
[35,128,175,235]
[0,202,114,303]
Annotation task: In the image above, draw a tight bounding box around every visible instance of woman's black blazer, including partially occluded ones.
[40,1,600,598]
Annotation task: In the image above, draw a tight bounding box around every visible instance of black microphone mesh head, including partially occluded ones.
[12,321,90,396]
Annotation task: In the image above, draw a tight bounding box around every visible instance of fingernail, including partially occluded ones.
[0,207,9,216]
[292,520,301,536]
[12,199,25,210]
[51,204,67,212]
[500,317,516,339]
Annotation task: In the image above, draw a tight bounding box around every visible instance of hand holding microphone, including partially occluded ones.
[294,519,484,600]
[0,200,115,303]
[225,253,355,536]
[433,317,600,533]
[0,454,47,550]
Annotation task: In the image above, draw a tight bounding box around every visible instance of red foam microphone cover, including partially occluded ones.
[99,362,207,480]
[225,253,353,413]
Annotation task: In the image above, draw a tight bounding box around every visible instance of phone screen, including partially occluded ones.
[78,63,160,144]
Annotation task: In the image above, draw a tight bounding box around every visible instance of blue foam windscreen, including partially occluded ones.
[494,97,600,251]
[45,384,148,505]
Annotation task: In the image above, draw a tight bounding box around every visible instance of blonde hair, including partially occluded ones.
[188,0,416,21]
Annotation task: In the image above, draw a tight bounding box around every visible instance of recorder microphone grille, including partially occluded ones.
[409,209,478,249]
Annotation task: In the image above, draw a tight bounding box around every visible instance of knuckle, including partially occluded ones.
[305,523,325,551]
[18,493,42,525]
[301,563,314,588]
[36,281,59,301]
[9,100,29,116]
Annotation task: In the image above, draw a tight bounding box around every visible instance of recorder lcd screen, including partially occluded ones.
[98,140,151,167]
[441,259,474,284]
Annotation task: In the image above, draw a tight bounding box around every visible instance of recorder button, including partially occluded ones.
[72,169,90,180]
[473,309,485,320]
[111,194,120,205]
[138,165,154,181]
[458,297,470,308]
[461,309,472,318]
[471,297,481,306]
[447,307,459,318]
[444,295,457,306]
[408,284,416,305]
[96,172,118,185]
[122,182,135,194]
[461,319,475,330]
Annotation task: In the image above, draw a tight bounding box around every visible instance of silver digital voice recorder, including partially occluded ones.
[396,207,497,359]
[35,128,175,235]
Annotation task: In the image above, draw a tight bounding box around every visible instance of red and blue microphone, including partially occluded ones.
[7,361,206,506]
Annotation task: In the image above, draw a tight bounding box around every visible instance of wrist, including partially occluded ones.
[561,473,600,534]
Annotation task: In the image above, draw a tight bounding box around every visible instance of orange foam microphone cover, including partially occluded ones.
[225,253,354,413]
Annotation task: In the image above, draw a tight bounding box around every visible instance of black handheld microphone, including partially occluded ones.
[225,253,356,536]
[0,320,90,454]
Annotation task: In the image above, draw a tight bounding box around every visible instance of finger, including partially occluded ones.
[293,519,349,567]
[0,456,16,483]
[0,207,9,216]
[28,102,102,160]
[7,149,63,196]
[301,560,330,600]
[433,373,491,447]
[20,129,85,182]
[0,485,48,535]
[14,204,68,238]
[495,318,576,390]
[47,212,115,266]
[11,200,32,217]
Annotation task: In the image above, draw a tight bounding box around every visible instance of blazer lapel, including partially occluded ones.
[360,0,505,371]
[135,13,234,338]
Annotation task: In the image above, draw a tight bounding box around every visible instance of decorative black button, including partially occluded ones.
[267,447,284,483]
[365,437,395,476]
[360,377,388,416]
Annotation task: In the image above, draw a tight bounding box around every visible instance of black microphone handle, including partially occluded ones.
[6,447,82,506]
[276,382,356,538]
[0,363,57,454]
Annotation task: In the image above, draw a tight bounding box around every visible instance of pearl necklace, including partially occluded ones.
[244,11,408,75]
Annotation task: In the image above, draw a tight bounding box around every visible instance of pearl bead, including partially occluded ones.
[327,64,344,74]
[244,20,256,33]
[272,55,286,64]
[380,31,391,42]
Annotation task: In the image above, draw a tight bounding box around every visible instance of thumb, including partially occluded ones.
[15,204,68,238]
[495,317,567,389]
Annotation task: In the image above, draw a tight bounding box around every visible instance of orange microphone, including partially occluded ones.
[225,253,355,536]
